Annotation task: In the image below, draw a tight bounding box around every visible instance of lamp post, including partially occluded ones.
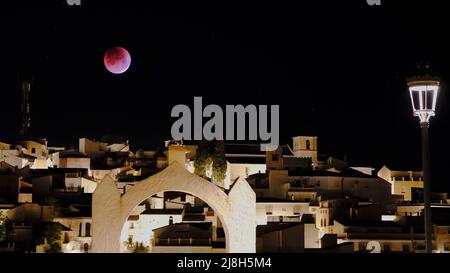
[407,76,440,253]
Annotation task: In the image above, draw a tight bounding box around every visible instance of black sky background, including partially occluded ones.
[0,1,449,191]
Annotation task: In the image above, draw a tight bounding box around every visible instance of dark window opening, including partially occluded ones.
[403,244,410,252]
[85,223,91,237]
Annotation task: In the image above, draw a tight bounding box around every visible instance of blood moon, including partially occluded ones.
[104,47,131,74]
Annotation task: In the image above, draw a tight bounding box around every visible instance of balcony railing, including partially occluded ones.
[154,237,212,246]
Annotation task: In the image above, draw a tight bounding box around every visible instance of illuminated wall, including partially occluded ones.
[92,162,256,253]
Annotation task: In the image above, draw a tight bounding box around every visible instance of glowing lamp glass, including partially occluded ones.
[407,80,439,123]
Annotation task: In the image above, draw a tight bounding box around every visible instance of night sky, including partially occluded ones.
[1,1,449,191]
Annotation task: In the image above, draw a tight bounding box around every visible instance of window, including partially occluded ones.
[306,140,311,150]
[383,244,391,252]
[358,242,366,252]
[403,244,410,252]
[31,148,36,154]
[169,216,174,225]
[79,223,82,237]
[271,154,279,161]
[444,243,450,251]
[64,232,70,244]
[66,173,79,178]
[416,244,425,251]
[85,223,91,237]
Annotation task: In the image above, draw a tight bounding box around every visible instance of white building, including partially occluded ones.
[120,208,184,252]
[378,166,424,201]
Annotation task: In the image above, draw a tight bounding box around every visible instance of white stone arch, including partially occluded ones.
[92,162,256,253]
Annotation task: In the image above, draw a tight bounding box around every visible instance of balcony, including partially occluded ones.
[154,237,212,247]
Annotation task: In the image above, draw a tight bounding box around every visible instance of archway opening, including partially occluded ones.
[92,163,255,253]
[119,191,227,253]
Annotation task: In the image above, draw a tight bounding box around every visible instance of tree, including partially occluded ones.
[0,211,6,242]
[194,140,211,178]
[132,242,149,253]
[43,224,63,253]
[194,140,227,183]
[211,141,227,182]
[47,197,64,218]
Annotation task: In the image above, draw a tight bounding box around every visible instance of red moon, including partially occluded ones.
[104,47,131,74]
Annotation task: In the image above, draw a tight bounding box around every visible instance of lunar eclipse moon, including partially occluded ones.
[104,47,131,74]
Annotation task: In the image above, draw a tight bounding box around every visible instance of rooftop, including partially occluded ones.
[225,143,292,156]
[226,156,266,164]
[256,222,303,236]
[153,222,212,239]
[141,208,183,215]
[256,197,308,203]
[288,168,376,178]
[336,219,402,228]
[58,204,92,218]
[58,151,90,158]
[183,214,206,222]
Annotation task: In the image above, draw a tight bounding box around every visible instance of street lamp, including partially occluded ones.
[407,76,440,253]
